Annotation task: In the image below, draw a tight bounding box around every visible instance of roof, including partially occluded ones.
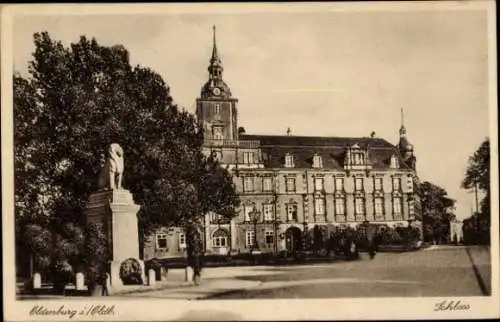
[239,134,411,170]
[240,134,395,148]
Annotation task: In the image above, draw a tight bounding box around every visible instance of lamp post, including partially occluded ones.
[249,207,261,252]
[302,221,308,250]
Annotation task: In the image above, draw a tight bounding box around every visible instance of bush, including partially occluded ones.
[52,260,73,291]
[119,258,143,285]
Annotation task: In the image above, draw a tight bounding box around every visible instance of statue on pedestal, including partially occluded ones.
[97,143,124,190]
[86,143,144,289]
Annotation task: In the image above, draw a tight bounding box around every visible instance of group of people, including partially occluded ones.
[327,222,380,260]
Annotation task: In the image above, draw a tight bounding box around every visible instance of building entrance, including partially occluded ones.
[285,227,302,255]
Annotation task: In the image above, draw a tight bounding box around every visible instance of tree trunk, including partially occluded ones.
[186,222,203,285]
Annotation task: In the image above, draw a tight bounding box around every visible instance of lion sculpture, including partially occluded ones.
[97,143,124,190]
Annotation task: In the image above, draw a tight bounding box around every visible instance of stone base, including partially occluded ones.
[85,188,143,289]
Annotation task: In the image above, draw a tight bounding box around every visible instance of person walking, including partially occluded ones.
[100,267,109,296]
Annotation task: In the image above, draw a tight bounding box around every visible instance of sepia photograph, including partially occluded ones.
[2,1,498,321]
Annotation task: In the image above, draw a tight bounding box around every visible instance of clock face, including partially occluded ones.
[212,87,221,96]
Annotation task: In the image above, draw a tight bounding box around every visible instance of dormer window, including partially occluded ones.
[390,155,399,168]
[285,153,294,168]
[312,154,323,168]
[353,152,365,165]
[345,143,369,168]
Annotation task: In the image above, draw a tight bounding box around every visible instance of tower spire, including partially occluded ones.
[201,25,231,99]
[399,108,407,136]
[211,24,220,64]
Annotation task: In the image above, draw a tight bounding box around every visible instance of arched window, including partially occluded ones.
[212,229,229,248]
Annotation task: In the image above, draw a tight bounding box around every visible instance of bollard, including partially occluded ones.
[148,269,156,286]
[106,273,111,290]
[160,267,167,281]
[185,266,194,283]
[32,273,41,289]
[75,272,85,290]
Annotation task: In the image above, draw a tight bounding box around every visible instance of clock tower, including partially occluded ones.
[196,25,239,142]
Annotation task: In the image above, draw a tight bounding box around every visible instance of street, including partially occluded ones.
[119,245,491,300]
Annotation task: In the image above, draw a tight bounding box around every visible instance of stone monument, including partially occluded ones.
[84,143,144,288]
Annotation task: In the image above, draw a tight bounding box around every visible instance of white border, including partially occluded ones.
[2,1,499,321]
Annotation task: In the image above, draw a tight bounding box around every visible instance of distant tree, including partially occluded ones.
[14,32,239,286]
[461,138,490,244]
[417,181,456,244]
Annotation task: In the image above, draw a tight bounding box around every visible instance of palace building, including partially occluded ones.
[143,27,421,260]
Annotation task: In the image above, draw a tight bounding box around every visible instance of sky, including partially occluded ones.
[11,5,492,220]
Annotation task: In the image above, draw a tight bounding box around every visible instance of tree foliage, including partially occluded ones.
[416,181,456,244]
[14,32,240,281]
[461,138,491,244]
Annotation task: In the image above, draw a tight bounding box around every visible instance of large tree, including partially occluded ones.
[417,181,456,244]
[461,138,490,244]
[14,32,239,286]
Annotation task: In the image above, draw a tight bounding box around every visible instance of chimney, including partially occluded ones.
[370,131,376,138]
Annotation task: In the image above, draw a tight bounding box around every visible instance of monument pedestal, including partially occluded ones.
[85,189,143,288]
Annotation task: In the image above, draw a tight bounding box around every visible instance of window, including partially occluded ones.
[355,198,365,215]
[407,176,414,192]
[374,177,383,191]
[210,212,221,223]
[409,201,415,215]
[243,205,254,222]
[243,177,254,192]
[355,177,364,191]
[393,198,402,214]
[179,233,186,249]
[265,231,274,245]
[246,231,255,247]
[392,177,401,191]
[213,126,223,140]
[335,177,344,191]
[214,103,220,115]
[286,177,296,192]
[314,177,324,191]
[374,198,384,215]
[286,203,298,221]
[156,233,168,250]
[314,197,326,215]
[211,150,222,161]
[263,177,273,192]
[285,153,294,168]
[213,236,227,247]
[353,152,365,165]
[243,152,254,164]
[313,154,323,168]
[390,155,399,168]
[335,198,345,215]
[263,204,274,221]
[212,230,228,248]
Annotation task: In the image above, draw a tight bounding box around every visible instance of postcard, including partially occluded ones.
[2,1,499,321]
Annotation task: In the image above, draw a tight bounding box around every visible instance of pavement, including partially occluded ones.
[19,245,492,300]
[118,245,492,299]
